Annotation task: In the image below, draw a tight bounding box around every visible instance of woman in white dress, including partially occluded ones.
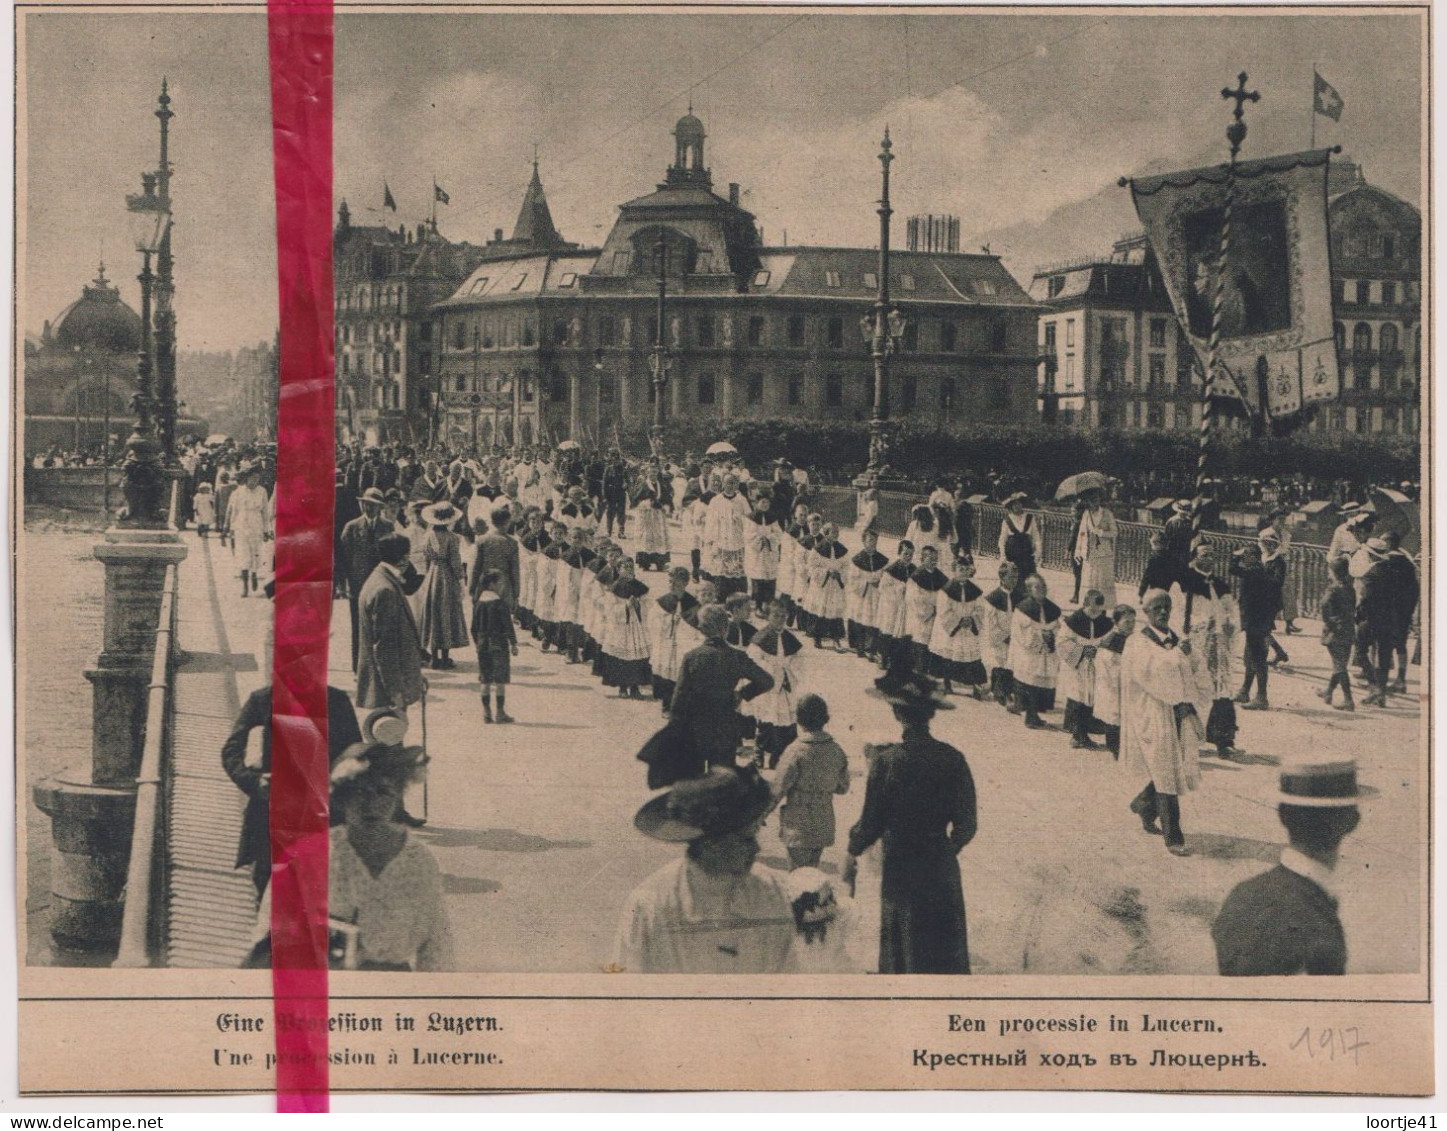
[1074,490,1118,603]
[252,739,454,971]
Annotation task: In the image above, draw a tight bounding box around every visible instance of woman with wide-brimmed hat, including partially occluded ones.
[326,738,453,970]
[844,653,977,974]
[418,501,469,670]
[248,732,451,970]
[612,767,794,974]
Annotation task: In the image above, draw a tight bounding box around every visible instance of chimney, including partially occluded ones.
[417,223,426,242]
[729,183,740,207]
[494,228,504,243]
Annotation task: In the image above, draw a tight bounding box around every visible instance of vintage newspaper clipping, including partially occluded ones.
[13,1,1433,1097]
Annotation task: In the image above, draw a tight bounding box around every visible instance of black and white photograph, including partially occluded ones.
[11,1,1432,1097]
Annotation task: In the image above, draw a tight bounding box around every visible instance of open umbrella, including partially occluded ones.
[204,433,230,447]
[556,439,581,451]
[705,441,739,457]
[1367,486,1420,555]
[1054,470,1109,501]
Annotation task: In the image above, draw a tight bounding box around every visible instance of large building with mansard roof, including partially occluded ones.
[1029,158,1421,439]
[428,111,1040,450]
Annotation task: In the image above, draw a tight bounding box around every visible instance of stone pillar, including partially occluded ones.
[671,366,685,418]
[33,527,187,959]
[618,368,633,424]
[568,370,581,440]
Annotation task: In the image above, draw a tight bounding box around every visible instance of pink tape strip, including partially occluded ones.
[267,0,334,1113]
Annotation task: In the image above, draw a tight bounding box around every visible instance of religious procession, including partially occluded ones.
[21,38,1420,993]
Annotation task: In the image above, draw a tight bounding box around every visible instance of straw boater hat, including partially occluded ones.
[422,501,458,527]
[1172,498,1194,515]
[359,487,386,506]
[362,707,409,747]
[634,767,774,843]
[1004,491,1029,508]
[1274,758,1364,808]
[1346,511,1374,530]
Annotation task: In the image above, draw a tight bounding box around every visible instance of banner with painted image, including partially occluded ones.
[1127,148,1341,422]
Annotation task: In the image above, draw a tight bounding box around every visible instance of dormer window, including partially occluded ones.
[863,272,878,289]
[558,272,577,287]
[971,278,997,296]
[825,270,842,288]
[468,277,489,295]
[899,273,915,292]
[511,273,528,290]
[752,270,771,288]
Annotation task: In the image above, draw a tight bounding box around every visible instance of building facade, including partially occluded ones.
[333,205,487,446]
[1030,234,1198,431]
[432,112,1041,450]
[1031,159,1422,438]
[1322,163,1422,437]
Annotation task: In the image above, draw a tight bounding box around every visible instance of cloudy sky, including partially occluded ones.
[24,8,1424,351]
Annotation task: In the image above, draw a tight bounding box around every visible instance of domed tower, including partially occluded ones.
[666,106,710,188]
[52,262,144,356]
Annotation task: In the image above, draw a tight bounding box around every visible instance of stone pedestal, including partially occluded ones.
[33,775,137,956]
[32,526,187,958]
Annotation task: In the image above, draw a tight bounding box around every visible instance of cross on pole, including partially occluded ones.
[1221,72,1259,162]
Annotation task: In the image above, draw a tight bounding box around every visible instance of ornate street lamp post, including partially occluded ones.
[854,129,907,490]
[119,172,170,527]
[152,80,178,463]
[649,228,671,457]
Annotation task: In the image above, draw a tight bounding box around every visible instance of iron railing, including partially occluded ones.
[113,484,183,967]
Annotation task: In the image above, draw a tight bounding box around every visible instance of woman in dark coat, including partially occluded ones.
[844,656,978,974]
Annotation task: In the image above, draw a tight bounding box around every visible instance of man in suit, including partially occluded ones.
[333,470,361,600]
[668,604,775,778]
[222,682,363,893]
[356,533,427,722]
[339,488,394,671]
[1211,759,1360,975]
[470,503,520,611]
[602,452,630,538]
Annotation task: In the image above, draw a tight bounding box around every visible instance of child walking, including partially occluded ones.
[471,568,519,724]
[1318,554,1357,711]
[770,694,850,870]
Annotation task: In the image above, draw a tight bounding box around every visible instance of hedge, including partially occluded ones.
[617,417,1418,490]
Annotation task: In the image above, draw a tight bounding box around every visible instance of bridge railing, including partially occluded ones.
[113,487,183,967]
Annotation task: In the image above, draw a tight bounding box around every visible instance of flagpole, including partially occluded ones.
[1195,72,1260,553]
[1311,66,1317,149]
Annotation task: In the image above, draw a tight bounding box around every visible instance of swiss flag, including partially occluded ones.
[1314,71,1344,121]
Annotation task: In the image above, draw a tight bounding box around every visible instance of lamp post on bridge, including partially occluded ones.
[152,79,178,466]
[118,172,170,528]
[649,227,672,457]
[854,129,908,491]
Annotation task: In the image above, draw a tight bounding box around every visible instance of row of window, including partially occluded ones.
[1312,405,1415,434]
[339,346,403,379]
[1333,320,1412,359]
[338,320,405,345]
[1333,228,1417,262]
[443,311,1015,354]
[1336,279,1418,307]
[337,284,407,314]
[506,370,1012,413]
